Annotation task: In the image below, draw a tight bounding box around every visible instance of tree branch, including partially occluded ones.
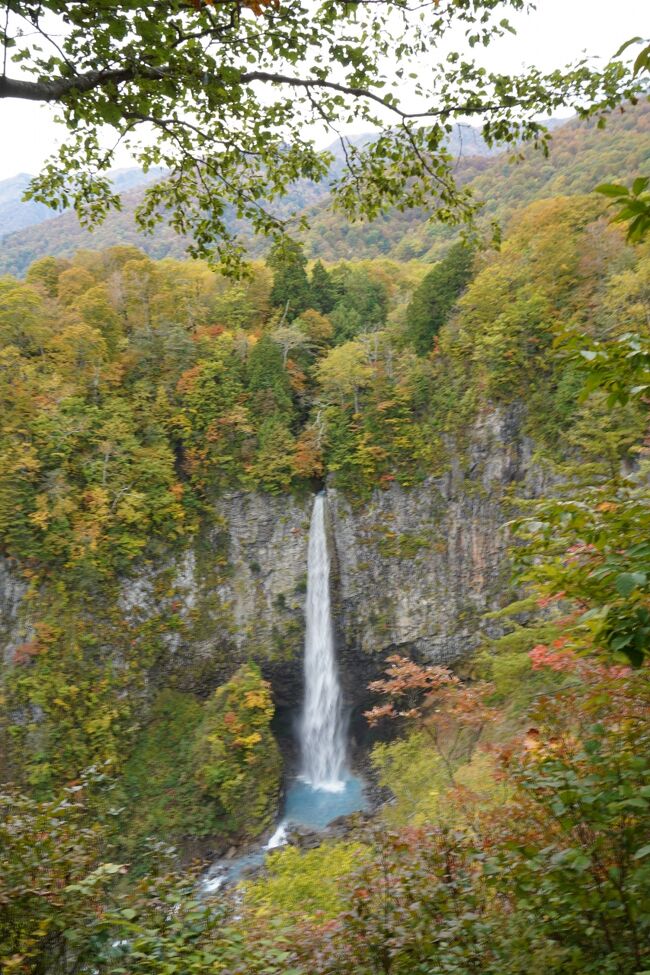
[0,61,502,124]
[0,66,164,101]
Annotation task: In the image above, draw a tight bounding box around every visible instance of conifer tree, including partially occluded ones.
[310,260,336,315]
[268,238,311,321]
[247,334,294,419]
[406,243,475,355]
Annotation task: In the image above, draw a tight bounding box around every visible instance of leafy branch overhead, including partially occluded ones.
[596,176,650,243]
[0,1,644,268]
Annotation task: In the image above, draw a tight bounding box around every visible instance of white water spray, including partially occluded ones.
[299,492,347,792]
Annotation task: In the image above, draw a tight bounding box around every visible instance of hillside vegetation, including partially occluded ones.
[1,102,648,276]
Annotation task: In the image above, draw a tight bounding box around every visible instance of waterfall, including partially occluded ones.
[200,492,364,889]
[299,492,347,792]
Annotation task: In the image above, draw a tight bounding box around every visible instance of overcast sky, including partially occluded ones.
[0,0,642,181]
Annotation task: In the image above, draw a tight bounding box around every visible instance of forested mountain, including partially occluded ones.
[2,0,650,968]
[0,166,167,239]
[0,173,56,235]
[2,104,646,276]
[304,100,650,261]
[2,181,649,972]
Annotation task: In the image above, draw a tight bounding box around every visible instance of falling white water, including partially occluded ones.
[265,821,288,850]
[299,492,347,792]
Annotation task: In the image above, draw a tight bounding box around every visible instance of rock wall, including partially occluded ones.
[0,558,29,667]
[330,405,535,669]
[0,406,542,711]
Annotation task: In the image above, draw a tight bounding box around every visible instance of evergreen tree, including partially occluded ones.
[406,242,475,355]
[247,334,294,420]
[267,238,311,321]
[329,268,389,342]
[310,260,336,314]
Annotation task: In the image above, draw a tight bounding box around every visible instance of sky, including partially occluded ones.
[0,0,643,181]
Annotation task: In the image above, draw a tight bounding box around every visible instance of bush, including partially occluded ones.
[191,664,282,837]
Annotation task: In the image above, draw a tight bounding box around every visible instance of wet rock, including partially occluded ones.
[285,824,320,849]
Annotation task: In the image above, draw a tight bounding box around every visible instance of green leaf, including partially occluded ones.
[613,36,643,58]
[595,183,629,198]
[615,572,646,598]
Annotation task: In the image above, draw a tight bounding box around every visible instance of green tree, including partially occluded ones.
[268,238,311,320]
[329,267,388,342]
[309,261,337,315]
[405,242,475,355]
[247,333,294,419]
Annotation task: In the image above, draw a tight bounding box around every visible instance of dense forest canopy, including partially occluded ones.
[1,188,648,784]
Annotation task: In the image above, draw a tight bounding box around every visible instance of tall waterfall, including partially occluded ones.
[299,492,347,791]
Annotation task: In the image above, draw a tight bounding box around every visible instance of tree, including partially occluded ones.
[269,324,313,366]
[191,663,281,836]
[25,256,69,298]
[77,285,124,356]
[294,309,334,348]
[0,277,48,352]
[250,417,297,494]
[56,266,97,306]
[268,238,311,320]
[365,654,496,784]
[247,333,294,419]
[0,3,642,268]
[405,242,475,355]
[329,267,389,342]
[316,340,372,414]
[310,261,337,315]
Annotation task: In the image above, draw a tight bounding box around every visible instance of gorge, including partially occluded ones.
[0,4,648,967]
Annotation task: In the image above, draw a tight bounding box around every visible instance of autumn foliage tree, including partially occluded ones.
[366,655,497,783]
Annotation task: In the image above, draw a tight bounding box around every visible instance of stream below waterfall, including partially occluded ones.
[202,492,368,893]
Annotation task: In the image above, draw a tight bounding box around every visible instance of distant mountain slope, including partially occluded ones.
[0,173,59,236]
[0,124,503,275]
[0,105,647,275]
[303,101,650,262]
[0,166,165,257]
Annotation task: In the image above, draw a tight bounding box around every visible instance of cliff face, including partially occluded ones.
[156,404,541,713]
[0,558,29,667]
[0,406,540,712]
[330,405,536,669]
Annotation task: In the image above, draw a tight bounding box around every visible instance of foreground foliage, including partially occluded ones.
[2,658,648,975]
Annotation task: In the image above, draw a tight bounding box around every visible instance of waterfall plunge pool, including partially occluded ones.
[284,774,367,829]
[202,774,368,892]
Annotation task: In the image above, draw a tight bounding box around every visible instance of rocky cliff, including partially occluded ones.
[0,405,542,715]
